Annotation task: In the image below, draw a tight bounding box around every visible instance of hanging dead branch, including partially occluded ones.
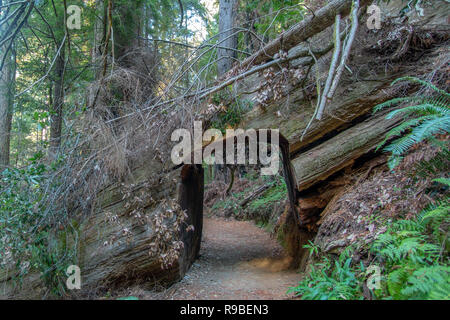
[322,0,360,117]
[230,0,371,74]
[316,14,342,121]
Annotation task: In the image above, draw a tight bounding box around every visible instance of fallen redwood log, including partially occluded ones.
[0,162,205,298]
[77,162,204,293]
[223,184,272,217]
[238,0,449,156]
[241,74,403,155]
[2,0,448,298]
[291,111,401,192]
[231,0,372,73]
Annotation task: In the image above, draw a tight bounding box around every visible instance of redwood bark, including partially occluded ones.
[49,39,65,154]
[0,50,14,168]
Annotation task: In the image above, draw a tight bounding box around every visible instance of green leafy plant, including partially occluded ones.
[249,178,286,212]
[303,240,321,258]
[288,256,365,300]
[0,159,76,296]
[290,177,449,300]
[374,76,450,169]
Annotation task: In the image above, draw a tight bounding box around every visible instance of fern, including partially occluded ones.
[292,193,449,300]
[288,257,363,300]
[427,280,450,300]
[390,76,450,97]
[386,104,449,119]
[374,77,450,170]
[376,116,432,151]
[421,200,450,226]
[420,190,450,244]
[387,267,411,299]
[415,149,450,177]
[371,194,449,300]
[401,265,450,299]
[433,177,450,187]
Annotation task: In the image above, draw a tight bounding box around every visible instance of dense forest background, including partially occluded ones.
[0,0,309,167]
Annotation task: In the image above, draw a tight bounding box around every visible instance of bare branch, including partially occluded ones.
[229,0,371,74]
[316,14,342,120]
[325,0,360,107]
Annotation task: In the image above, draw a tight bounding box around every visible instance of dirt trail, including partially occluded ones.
[142,217,300,300]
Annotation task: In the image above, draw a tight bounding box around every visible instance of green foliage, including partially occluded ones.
[303,240,320,258]
[209,175,286,224]
[249,177,286,211]
[371,192,449,300]
[398,0,427,16]
[7,0,207,164]
[288,257,365,300]
[211,194,240,215]
[2,0,312,296]
[243,0,306,41]
[374,77,450,170]
[0,158,76,296]
[117,296,140,300]
[415,148,450,178]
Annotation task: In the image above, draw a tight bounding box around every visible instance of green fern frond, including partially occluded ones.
[384,134,418,156]
[401,265,450,299]
[384,115,450,157]
[388,267,411,299]
[386,104,449,119]
[410,115,450,142]
[392,219,424,232]
[391,76,450,98]
[433,177,450,187]
[374,77,449,169]
[373,96,431,113]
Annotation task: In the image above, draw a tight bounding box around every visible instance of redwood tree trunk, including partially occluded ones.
[0,50,14,169]
[217,0,238,77]
[49,39,65,155]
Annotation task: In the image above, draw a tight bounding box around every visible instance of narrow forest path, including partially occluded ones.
[141,217,300,300]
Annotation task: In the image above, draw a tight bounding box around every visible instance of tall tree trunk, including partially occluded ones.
[216,0,238,181]
[0,51,14,169]
[217,0,238,77]
[214,0,238,183]
[93,0,105,78]
[244,10,260,54]
[49,39,65,155]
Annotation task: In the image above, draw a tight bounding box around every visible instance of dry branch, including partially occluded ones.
[231,0,371,73]
[322,0,360,117]
[316,14,342,120]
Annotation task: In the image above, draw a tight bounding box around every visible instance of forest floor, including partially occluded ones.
[120,217,300,300]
